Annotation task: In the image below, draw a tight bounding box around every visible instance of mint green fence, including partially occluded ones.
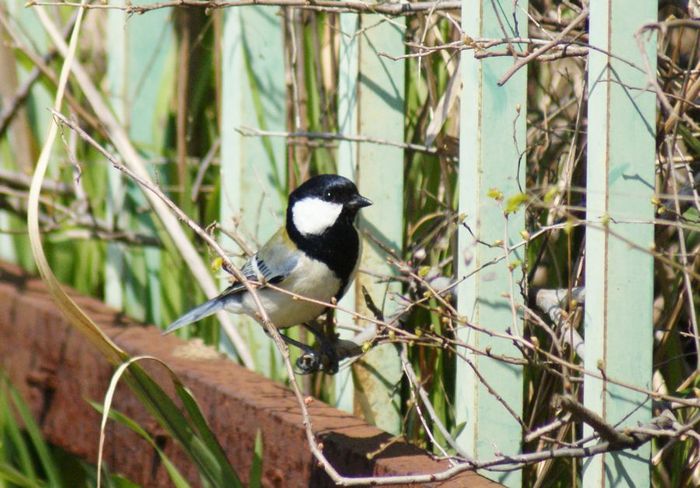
[456,2,527,485]
[456,2,656,486]
[0,1,666,486]
[583,2,656,486]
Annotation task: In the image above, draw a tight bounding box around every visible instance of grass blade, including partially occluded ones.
[0,462,44,488]
[90,401,190,488]
[95,356,241,488]
[249,430,263,488]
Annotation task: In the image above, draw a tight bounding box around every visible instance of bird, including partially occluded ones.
[164,174,372,370]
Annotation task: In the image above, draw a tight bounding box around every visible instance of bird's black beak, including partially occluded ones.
[347,194,373,209]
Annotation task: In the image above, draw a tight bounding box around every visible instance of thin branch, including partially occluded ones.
[498,7,589,86]
[27,0,461,16]
[236,126,441,155]
[0,188,161,247]
[190,137,220,202]
[0,168,72,194]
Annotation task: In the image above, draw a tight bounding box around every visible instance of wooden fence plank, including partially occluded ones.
[353,13,405,436]
[105,2,174,325]
[456,1,527,485]
[584,1,657,486]
[336,13,405,434]
[220,6,286,376]
[335,12,360,413]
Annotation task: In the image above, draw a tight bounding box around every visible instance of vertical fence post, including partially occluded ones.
[584,1,656,486]
[456,2,527,485]
[354,13,405,436]
[336,13,405,434]
[105,2,174,323]
[220,6,286,376]
[335,12,360,413]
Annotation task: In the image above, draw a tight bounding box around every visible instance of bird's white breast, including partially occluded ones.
[291,197,343,236]
[236,252,341,328]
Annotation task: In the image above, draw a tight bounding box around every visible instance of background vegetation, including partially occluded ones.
[0,0,699,486]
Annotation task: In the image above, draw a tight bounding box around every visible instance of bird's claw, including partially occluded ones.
[295,345,339,375]
[295,353,321,374]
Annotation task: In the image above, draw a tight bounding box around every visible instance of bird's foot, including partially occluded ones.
[293,324,340,375]
[276,332,332,375]
[295,353,322,375]
[295,346,338,375]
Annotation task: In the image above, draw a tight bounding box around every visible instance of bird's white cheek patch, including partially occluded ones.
[292,198,343,236]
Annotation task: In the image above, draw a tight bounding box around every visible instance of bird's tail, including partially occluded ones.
[163,296,227,335]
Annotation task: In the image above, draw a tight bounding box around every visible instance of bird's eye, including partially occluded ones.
[325,190,335,201]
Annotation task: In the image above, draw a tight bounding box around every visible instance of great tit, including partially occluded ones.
[164,174,372,353]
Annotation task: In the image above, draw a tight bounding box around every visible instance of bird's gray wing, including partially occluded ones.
[222,227,299,295]
[163,228,299,334]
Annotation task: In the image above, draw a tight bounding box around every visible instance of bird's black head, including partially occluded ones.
[287,174,372,237]
[286,174,371,290]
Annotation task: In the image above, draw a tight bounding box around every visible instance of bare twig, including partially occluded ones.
[0,187,161,247]
[27,0,462,15]
[190,137,220,202]
[236,126,442,155]
[0,168,72,194]
[556,395,641,448]
[498,7,589,86]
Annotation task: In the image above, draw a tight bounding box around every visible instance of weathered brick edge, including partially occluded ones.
[0,261,498,487]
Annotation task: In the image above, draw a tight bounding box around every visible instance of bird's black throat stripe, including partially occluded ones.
[286,208,360,298]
